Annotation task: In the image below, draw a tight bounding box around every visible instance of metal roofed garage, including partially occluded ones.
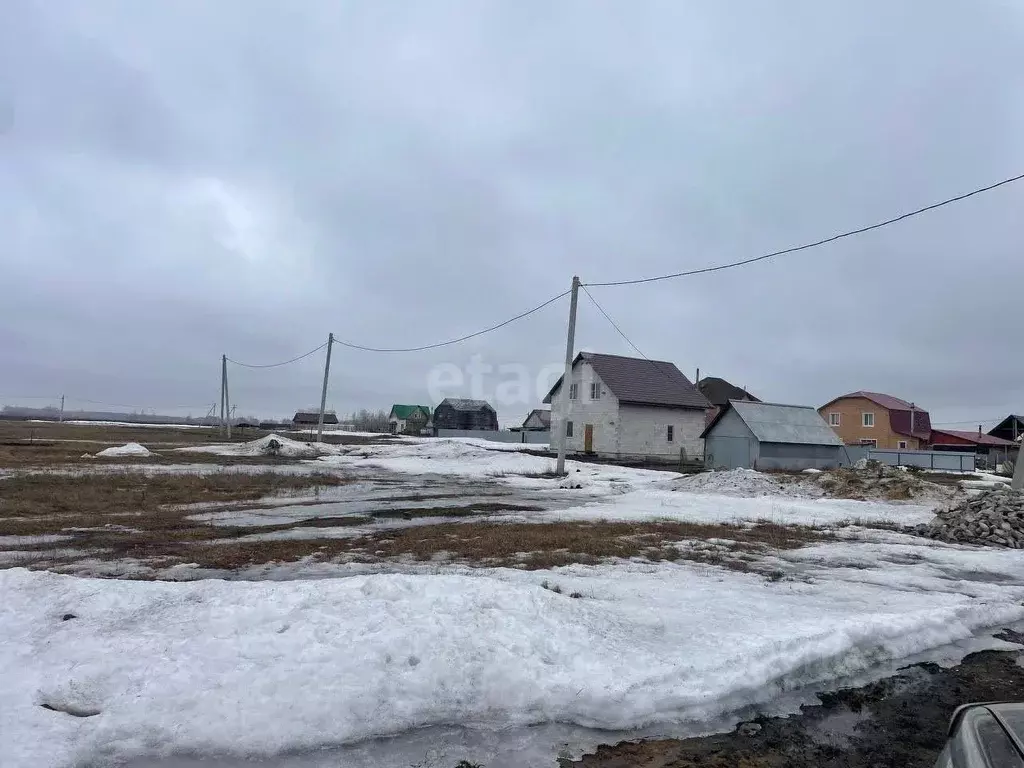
[701,400,844,471]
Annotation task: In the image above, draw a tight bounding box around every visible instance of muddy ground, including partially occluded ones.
[570,630,1024,768]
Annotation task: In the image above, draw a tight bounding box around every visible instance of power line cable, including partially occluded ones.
[581,285,688,387]
[585,171,1024,288]
[227,342,329,369]
[333,289,571,353]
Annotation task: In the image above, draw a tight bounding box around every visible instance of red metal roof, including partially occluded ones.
[931,429,1017,447]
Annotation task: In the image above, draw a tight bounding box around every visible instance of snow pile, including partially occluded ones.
[917,488,1024,547]
[671,469,822,498]
[4,565,1024,767]
[94,443,153,458]
[179,434,339,459]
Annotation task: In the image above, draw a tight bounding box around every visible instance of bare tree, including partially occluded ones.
[351,409,390,433]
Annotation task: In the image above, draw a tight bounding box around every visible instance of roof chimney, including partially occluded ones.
[979,424,983,436]
[695,367,700,386]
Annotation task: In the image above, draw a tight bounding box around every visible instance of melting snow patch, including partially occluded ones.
[95,443,153,458]
[179,434,340,459]
[4,563,1024,766]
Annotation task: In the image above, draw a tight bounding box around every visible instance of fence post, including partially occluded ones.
[931,452,935,470]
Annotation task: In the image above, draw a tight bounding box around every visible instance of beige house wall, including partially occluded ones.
[818,397,923,450]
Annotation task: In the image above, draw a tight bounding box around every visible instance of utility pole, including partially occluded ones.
[224,357,232,440]
[58,394,65,423]
[220,355,227,437]
[316,333,334,443]
[555,276,580,476]
[1013,436,1024,491]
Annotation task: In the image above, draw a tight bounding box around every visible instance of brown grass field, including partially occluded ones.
[0,420,830,577]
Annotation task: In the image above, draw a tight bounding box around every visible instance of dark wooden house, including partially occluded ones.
[292,411,339,426]
[432,398,498,432]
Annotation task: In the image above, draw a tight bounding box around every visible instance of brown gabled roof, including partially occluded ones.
[543,352,711,410]
[821,391,914,411]
[697,377,760,407]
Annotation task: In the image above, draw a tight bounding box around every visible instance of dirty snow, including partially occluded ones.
[94,443,153,458]
[5,560,1024,768]
[670,469,824,498]
[178,434,342,459]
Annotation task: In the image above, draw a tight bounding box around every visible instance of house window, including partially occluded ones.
[862,412,875,427]
[566,420,574,438]
[897,440,908,449]
[590,381,601,400]
[667,425,674,442]
[568,383,578,401]
[829,412,840,426]
[860,439,877,448]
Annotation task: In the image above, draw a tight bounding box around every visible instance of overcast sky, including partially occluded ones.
[2,1,1023,426]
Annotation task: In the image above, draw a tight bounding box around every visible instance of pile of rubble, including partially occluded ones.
[816,465,954,503]
[916,488,1024,547]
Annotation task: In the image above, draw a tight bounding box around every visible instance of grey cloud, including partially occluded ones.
[1,0,1022,425]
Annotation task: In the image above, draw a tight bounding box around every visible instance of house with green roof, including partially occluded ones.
[388,404,432,435]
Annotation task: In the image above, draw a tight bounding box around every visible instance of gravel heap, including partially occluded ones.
[917,488,1024,547]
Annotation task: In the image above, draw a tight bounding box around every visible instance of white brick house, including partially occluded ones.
[543,352,711,460]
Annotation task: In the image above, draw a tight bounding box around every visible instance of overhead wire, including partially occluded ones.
[332,289,571,353]
[584,171,1024,287]
[581,285,688,386]
[227,341,329,369]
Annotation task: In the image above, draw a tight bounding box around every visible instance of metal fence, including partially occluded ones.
[435,429,550,444]
[839,445,976,472]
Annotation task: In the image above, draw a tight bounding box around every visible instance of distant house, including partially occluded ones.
[388,405,432,435]
[989,415,1024,444]
[698,376,759,425]
[432,399,498,432]
[292,411,339,426]
[543,352,711,459]
[818,391,931,449]
[521,409,551,432]
[930,428,1018,469]
[702,400,843,471]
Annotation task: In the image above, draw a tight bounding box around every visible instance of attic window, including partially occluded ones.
[828,413,840,426]
[862,412,875,428]
[569,383,578,401]
[590,382,601,400]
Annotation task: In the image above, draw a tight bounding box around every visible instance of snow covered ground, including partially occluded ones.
[7,437,1022,767]
[6,552,1024,768]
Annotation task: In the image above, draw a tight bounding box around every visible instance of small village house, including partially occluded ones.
[543,352,711,460]
[432,399,499,432]
[989,415,1024,444]
[292,410,339,426]
[388,405,432,435]
[930,427,1017,470]
[521,409,551,432]
[702,400,843,471]
[818,391,930,449]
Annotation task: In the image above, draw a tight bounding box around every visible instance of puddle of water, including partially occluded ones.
[808,707,872,747]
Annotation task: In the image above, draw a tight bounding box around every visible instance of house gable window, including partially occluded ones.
[590,381,601,400]
[898,440,908,449]
[860,438,877,447]
[568,383,578,401]
[667,425,674,442]
[566,421,574,438]
[829,412,840,426]
[862,412,875,427]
